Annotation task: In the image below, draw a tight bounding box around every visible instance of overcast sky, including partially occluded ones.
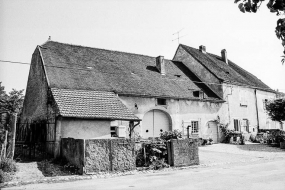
[0,0,285,93]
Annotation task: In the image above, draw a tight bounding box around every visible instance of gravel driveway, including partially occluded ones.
[199,142,285,167]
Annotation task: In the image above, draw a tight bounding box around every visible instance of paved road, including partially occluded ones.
[5,158,285,190]
[4,143,285,190]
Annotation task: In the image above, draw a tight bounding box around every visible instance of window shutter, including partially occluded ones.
[199,118,201,136]
[239,120,242,132]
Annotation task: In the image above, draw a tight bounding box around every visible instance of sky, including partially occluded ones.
[0,0,285,93]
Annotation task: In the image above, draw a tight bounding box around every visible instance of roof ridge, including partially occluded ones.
[51,87,116,94]
[43,40,173,61]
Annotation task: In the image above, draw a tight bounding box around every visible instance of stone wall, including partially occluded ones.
[85,139,135,173]
[167,138,199,167]
[61,138,85,174]
[61,138,136,174]
[85,139,110,173]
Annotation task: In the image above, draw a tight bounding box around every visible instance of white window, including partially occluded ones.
[191,121,199,133]
[183,120,200,135]
[242,119,249,132]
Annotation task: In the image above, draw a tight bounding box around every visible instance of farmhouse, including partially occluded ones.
[21,40,280,156]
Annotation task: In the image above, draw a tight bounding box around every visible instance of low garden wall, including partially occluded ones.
[61,138,135,174]
[61,138,85,174]
[167,138,199,167]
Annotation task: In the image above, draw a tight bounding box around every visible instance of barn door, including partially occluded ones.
[142,110,170,138]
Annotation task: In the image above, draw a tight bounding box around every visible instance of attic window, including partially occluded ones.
[174,75,181,78]
[225,71,230,74]
[193,91,204,99]
[193,91,200,97]
[157,98,167,106]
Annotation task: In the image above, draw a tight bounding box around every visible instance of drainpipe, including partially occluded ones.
[129,121,140,139]
[254,89,260,132]
[225,86,232,125]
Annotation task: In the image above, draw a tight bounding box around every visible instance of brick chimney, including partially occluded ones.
[221,49,228,64]
[156,56,165,75]
[199,45,206,53]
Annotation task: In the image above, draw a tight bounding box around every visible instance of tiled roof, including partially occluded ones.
[39,41,218,100]
[180,44,274,92]
[51,88,140,121]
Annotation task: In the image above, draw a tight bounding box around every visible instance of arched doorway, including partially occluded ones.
[142,109,171,138]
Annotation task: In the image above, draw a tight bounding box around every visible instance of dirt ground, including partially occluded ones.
[12,162,45,182]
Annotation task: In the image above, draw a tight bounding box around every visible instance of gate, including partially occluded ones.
[15,121,56,160]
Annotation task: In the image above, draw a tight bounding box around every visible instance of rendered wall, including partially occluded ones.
[256,90,280,129]
[119,95,222,139]
[220,85,280,132]
[60,118,111,139]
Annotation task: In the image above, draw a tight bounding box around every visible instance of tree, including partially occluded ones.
[265,98,285,122]
[235,0,285,63]
[0,82,24,114]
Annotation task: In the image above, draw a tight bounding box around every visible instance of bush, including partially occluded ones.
[160,129,182,141]
[256,130,285,144]
[0,159,17,183]
[249,134,256,142]
[0,158,17,173]
[0,169,12,183]
[136,140,169,170]
[219,124,242,143]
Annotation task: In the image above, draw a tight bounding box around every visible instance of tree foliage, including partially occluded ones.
[0,82,24,114]
[235,0,285,63]
[265,98,285,122]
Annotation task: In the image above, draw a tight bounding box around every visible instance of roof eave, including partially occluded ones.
[117,93,224,102]
[59,115,141,121]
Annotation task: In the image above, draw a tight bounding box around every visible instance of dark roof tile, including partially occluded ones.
[51,88,140,120]
[180,44,273,92]
[40,41,215,100]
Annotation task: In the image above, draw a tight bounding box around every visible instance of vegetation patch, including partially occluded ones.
[37,158,80,177]
[0,158,18,183]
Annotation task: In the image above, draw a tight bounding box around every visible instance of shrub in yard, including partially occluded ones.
[160,129,182,141]
[0,158,18,173]
[136,140,169,170]
[249,133,257,142]
[0,169,13,183]
[219,124,242,143]
[0,159,17,183]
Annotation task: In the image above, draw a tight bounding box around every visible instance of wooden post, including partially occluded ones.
[1,130,8,160]
[8,113,17,159]
[54,117,62,158]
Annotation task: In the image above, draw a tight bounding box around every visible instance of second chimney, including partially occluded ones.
[221,49,228,64]
[156,56,165,75]
[199,45,206,53]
